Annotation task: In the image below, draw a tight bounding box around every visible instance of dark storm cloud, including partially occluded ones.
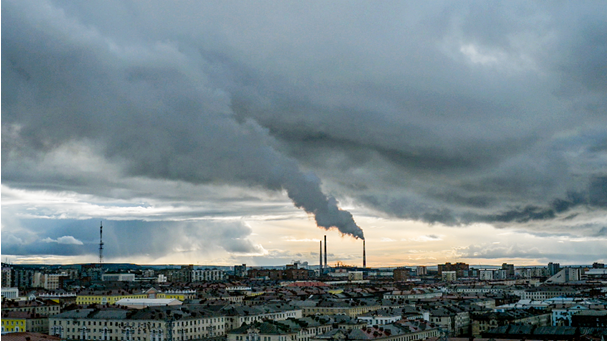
[1,0,605,243]
[2,0,363,239]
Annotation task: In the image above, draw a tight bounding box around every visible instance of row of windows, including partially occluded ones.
[1,327,21,332]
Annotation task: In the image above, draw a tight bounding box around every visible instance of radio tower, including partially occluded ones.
[99,221,104,264]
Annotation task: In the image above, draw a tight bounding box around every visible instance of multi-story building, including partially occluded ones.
[228,317,332,341]
[76,288,196,305]
[192,269,227,282]
[427,307,470,336]
[234,264,247,278]
[416,266,428,276]
[547,262,561,277]
[438,262,469,278]
[1,316,26,334]
[571,310,607,328]
[299,300,381,317]
[1,311,49,334]
[12,269,36,289]
[393,267,410,282]
[442,271,457,282]
[1,287,19,299]
[494,269,508,280]
[170,265,194,283]
[81,264,103,282]
[552,304,589,326]
[49,307,228,341]
[312,320,440,341]
[471,309,551,337]
[383,288,443,300]
[1,299,61,317]
[285,268,310,280]
[101,273,136,282]
[479,269,495,281]
[221,304,303,330]
[545,268,581,284]
[2,265,12,287]
[501,263,515,279]
[247,269,285,280]
[521,286,578,300]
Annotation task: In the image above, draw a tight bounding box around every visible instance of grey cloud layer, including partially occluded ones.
[1,219,264,259]
[2,0,606,247]
[2,0,364,239]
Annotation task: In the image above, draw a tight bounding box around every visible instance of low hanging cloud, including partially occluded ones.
[41,236,84,245]
[2,219,266,261]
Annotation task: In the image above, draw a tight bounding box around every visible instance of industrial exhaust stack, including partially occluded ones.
[363,239,366,268]
[324,235,327,269]
[319,241,323,275]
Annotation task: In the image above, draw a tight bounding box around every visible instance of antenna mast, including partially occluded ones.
[99,221,104,264]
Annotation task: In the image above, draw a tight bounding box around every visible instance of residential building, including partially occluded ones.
[471,309,551,337]
[441,271,457,282]
[522,286,578,300]
[234,264,247,278]
[12,269,36,289]
[547,262,561,277]
[2,265,12,288]
[49,307,228,341]
[438,263,469,278]
[221,304,303,331]
[392,268,410,282]
[1,311,49,334]
[416,266,427,276]
[479,269,495,281]
[545,268,581,284]
[192,269,227,282]
[571,310,607,328]
[101,273,136,282]
[501,263,515,279]
[383,288,442,300]
[552,304,589,326]
[1,316,26,335]
[1,299,61,317]
[1,287,19,299]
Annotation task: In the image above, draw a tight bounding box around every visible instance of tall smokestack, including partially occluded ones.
[363,240,366,268]
[319,241,323,275]
[324,235,327,269]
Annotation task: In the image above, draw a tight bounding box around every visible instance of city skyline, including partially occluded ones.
[2,1,606,268]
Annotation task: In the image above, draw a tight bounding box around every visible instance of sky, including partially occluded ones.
[2,0,606,268]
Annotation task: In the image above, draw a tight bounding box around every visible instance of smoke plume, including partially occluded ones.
[1,0,364,240]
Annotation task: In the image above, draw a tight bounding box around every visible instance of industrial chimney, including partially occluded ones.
[324,235,327,269]
[319,240,323,275]
[363,240,366,268]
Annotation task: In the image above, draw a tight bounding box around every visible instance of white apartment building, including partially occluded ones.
[50,307,228,341]
[192,269,227,282]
